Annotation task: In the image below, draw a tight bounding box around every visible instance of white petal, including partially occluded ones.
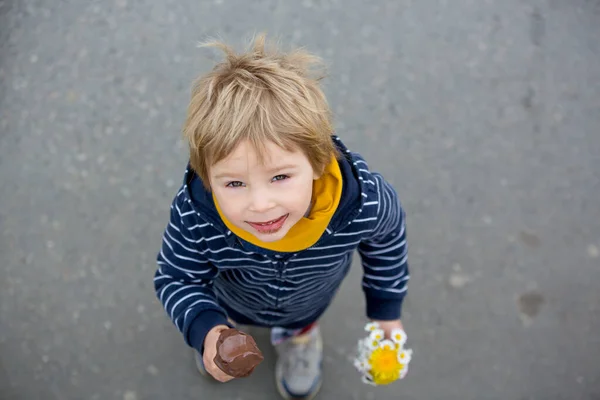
[400,365,409,379]
[354,359,365,372]
[379,339,395,350]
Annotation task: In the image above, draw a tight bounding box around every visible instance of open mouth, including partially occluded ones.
[246,214,289,234]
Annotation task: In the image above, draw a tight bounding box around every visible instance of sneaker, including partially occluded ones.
[275,326,323,400]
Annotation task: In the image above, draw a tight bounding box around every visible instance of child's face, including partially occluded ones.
[209,140,319,242]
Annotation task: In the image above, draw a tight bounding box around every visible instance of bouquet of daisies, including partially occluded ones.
[353,322,413,385]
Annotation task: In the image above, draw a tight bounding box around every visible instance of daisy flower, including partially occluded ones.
[391,328,407,346]
[369,328,385,342]
[364,322,380,332]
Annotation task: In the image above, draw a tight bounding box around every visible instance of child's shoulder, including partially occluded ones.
[333,136,382,189]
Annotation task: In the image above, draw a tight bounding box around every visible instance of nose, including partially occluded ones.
[248,187,275,213]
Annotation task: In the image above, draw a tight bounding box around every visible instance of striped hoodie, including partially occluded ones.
[154,136,409,352]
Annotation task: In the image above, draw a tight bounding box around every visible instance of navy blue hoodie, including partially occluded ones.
[154,136,409,352]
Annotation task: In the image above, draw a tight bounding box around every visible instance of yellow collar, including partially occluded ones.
[213,157,343,252]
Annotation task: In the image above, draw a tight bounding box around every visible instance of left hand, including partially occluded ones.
[371,319,404,339]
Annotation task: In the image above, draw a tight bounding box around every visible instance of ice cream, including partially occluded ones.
[213,328,264,378]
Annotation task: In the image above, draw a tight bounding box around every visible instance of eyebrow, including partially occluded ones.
[212,164,299,181]
[266,164,299,174]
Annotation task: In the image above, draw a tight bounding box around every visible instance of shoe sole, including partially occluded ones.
[276,375,322,400]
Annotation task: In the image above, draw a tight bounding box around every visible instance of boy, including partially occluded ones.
[154,35,409,400]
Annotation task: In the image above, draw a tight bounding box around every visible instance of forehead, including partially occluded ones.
[211,140,307,171]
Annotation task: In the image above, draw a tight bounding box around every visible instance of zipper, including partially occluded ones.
[274,258,285,308]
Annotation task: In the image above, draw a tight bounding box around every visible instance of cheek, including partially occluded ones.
[213,190,244,221]
[283,179,313,211]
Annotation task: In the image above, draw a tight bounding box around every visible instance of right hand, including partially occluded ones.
[203,324,235,382]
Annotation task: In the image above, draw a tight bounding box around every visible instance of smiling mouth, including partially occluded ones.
[246,214,289,234]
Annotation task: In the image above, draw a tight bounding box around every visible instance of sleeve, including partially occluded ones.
[357,174,410,321]
[153,195,232,353]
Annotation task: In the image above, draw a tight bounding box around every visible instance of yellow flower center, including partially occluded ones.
[368,347,404,385]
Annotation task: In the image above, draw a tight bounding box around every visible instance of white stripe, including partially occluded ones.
[364,201,378,206]
[391,275,411,286]
[206,234,225,242]
[353,217,377,223]
[334,229,373,237]
[360,240,406,256]
[188,222,210,230]
[375,177,381,216]
[200,246,255,256]
[205,257,273,264]
[308,239,361,251]
[153,274,173,283]
[363,257,408,272]
[363,269,408,282]
[362,282,408,294]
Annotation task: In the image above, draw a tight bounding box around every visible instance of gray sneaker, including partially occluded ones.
[275,326,323,400]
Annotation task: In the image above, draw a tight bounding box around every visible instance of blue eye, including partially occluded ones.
[226,181,245,188]
[272,175,289,182]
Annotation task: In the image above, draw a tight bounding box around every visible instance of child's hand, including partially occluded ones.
[371,319,405,340]
[203,324,235,382]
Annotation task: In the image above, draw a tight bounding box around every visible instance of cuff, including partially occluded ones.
[365,295,404,321]
[187,310,233,353]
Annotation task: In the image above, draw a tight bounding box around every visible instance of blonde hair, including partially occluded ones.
[183,34,338,189]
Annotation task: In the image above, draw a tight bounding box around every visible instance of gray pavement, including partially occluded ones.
[1,0,600,399]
